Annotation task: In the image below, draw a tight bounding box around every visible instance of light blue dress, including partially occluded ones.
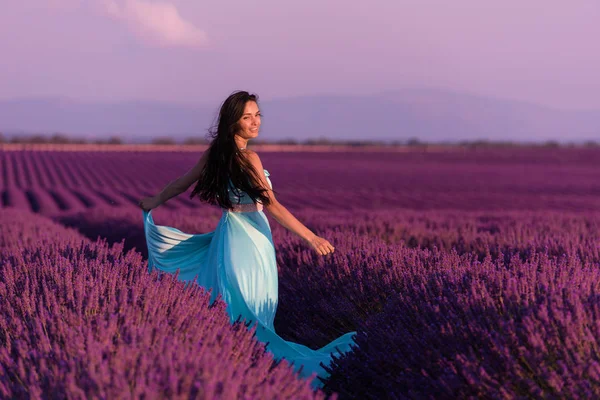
[142,169,357,389]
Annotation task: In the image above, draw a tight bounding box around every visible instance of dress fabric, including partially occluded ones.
[142,169,357,389]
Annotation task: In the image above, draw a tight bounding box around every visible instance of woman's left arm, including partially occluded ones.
[245,151,335,256]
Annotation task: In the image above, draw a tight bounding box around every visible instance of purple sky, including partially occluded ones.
[1,1,599,109]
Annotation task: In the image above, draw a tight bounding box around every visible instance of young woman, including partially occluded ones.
[138,90,357,389]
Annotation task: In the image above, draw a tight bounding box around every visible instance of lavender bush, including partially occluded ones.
[0,208,88,251]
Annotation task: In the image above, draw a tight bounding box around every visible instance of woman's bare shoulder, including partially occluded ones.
[243,149,265,168]
[242,149,260,160]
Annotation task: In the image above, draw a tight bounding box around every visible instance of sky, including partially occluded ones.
[1,0,599,110]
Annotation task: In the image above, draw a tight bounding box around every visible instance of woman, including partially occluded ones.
[138,91,357,389]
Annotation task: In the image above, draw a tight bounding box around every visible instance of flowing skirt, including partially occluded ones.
[142,209,357,389]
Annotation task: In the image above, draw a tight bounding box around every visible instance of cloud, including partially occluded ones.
[101,0,208,48]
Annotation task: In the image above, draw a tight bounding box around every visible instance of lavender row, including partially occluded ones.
[0,210,329,399]
[326,250,600,398]
[54,206,600,267]
[269,208,600,263]
[3,147,600,214]
[63,206,600,397]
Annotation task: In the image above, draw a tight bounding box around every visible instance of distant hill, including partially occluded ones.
[1,87,599,143]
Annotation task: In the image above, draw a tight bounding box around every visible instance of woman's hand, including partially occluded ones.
[138,196,161,212]
[306,235,335,256]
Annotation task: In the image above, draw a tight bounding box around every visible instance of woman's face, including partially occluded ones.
[236,100,261,139]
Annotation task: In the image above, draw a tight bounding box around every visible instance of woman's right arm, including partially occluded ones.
[151,150,208,206]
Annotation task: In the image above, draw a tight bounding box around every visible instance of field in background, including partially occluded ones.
[2,146,600,398]
[1,145,599,216]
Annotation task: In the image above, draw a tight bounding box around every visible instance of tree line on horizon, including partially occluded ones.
[0,132,598,148]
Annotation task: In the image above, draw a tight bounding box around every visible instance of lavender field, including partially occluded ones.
[2,146,600,399]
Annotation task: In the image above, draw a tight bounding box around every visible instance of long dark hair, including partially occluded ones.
[189,91,273,210]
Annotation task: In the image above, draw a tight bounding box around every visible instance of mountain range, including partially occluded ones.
[1,87,599,144]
